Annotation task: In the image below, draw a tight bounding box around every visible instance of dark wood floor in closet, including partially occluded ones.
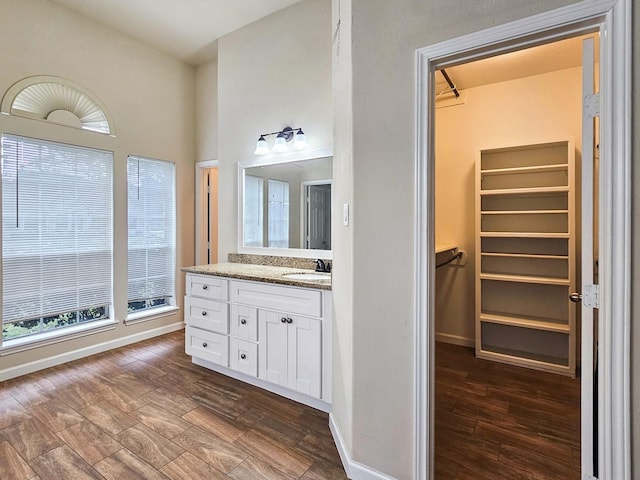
[435,342,581,480]
[0,330,347,480]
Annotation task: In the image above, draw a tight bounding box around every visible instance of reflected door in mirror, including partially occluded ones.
[306,184,331,250]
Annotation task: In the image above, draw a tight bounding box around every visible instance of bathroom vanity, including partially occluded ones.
[182,263,332,411]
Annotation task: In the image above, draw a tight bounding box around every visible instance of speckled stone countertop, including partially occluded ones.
[182,263,332,291]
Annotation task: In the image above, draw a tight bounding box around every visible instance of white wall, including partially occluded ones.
[334,0,585,478]
[216,0,332,262]
[0,0,195,375]
[435,67,583,345]
[331,0,355,456]
[632,3,640,477]
[196,59,219,162]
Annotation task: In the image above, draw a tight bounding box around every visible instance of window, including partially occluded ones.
[1,134,113,341]
[127,156,175,315]
[244,174,264,247]
[267,179,290,247]
[1,76,113,135]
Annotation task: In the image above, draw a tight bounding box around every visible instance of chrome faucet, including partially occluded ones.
[314,259,331,273]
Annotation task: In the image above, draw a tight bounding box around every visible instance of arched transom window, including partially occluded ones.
[1,75,114,135]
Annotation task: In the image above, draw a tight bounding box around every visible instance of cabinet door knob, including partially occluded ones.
[281,317,287,323]
[202,342,208,348]
[287,317,293,324]
[201,311,207,316]
[240,353,247,360]
[202,285,208,290]
[240,319,247,325]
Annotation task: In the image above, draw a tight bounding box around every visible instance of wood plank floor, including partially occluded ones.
[435,342,581,480]
[0,330,348,480]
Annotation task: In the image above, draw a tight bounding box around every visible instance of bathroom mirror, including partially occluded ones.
[238,151,332,259]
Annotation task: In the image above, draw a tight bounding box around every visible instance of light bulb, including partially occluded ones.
[272,134,288,153]
[254,136,269,155]
[292,128,307,149]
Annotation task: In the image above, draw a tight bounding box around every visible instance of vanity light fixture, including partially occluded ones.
[253,126,308,155]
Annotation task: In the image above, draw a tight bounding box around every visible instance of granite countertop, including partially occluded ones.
[182,263,332,290]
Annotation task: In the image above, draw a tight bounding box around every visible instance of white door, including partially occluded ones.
[307,184,331,249]
[287,314,322,397]
[576,35,599,478]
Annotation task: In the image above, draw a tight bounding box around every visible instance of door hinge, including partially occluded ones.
[584,93,600,118]
[583,284,599,309]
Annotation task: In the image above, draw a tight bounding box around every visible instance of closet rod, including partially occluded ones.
[436,249,463,268]
[440,69,460,98]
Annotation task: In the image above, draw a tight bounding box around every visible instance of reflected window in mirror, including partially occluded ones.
[268,179,290,248]
[243,175,264,246]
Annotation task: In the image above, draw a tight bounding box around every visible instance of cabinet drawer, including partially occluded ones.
[230,280,322,317]
[186,297,229,334]
[187,274,229,301]
[185,326,228,367]
[229,337,258,377]
[230,304,258,341]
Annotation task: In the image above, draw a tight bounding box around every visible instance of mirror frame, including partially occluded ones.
[238,147,333,259]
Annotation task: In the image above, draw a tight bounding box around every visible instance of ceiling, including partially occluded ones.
[47,1,594,80]
[48,0,304,65]
[435,34,597,94]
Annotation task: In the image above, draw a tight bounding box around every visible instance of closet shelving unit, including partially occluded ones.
[475,140,576,377]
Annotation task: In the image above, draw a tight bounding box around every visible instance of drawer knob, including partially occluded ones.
[201,311,207,316]
[287,317,293,324]
[240,353,247,360]
[202,342,208,348]
[240,318,247,325]
[202,285,208,290]
[281,317,287,323]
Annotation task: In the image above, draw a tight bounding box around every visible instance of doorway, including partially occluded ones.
[195,161,219,265]
[433,34,590,478]
[414,2,631,479]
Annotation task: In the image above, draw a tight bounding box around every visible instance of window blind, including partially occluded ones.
[1,134,113,325]
[127,156,175,306]
[244,174,264,247]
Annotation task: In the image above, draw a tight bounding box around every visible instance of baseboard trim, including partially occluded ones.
[329,414,397,480]
[435,332,474,348]
[0,322,184,381]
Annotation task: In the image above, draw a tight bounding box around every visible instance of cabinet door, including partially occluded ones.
[230,304,258,341]
[258,310,289,388]
[287,315,321,398]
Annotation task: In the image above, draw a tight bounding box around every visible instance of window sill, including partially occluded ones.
[1,318,117,356]
[125,305,180,326]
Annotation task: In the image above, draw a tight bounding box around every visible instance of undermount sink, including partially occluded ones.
[283,272,331,281]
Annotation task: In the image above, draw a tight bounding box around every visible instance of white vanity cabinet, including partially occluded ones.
[184,272,331,411]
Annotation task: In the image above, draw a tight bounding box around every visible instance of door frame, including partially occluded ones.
[414,1,631,479]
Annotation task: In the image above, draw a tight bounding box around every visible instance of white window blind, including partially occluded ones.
[127,156,175,311]
[1,134,113,332]
[268,179,289,248]
[244,174,264,247]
